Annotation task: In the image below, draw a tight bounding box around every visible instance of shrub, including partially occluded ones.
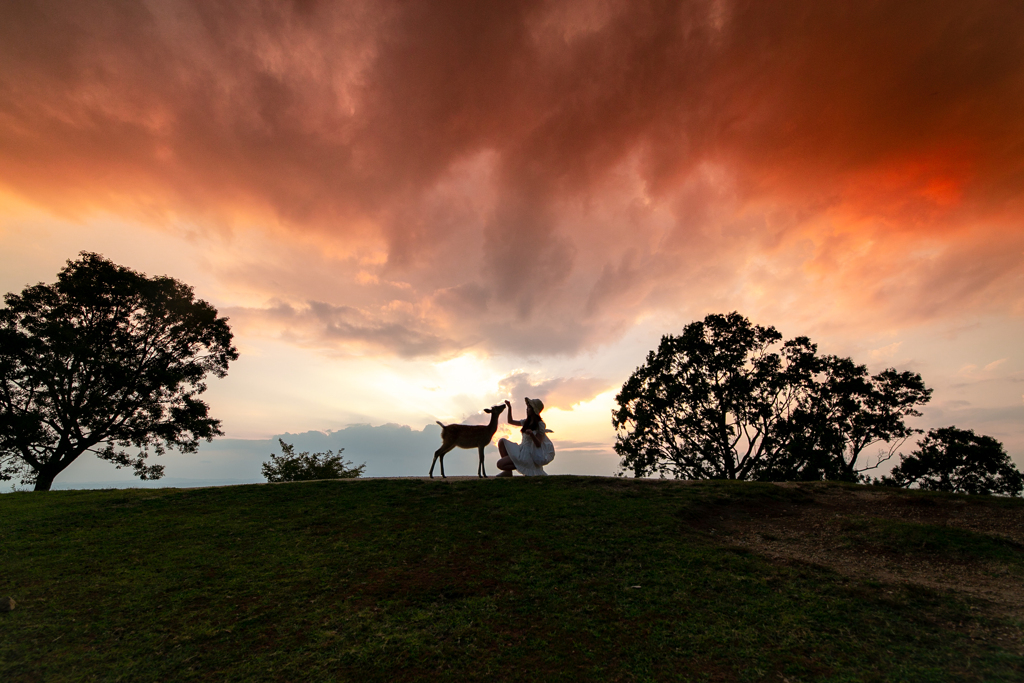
[261,439,365,482]
[881,427,1022,496]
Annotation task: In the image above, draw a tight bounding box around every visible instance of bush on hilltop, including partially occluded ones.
[261,439,365,482]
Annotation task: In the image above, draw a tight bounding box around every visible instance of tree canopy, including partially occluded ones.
[613,312,931,481]
[881,427,1023,496]
[261,440,365,482]
[0,252,238,491]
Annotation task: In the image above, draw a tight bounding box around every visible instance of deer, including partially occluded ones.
[430,403,507,479]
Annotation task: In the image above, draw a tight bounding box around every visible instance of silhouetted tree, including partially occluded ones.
[881,427,1023,496]
[0,253,238,491]
[768,360,931,482]
[612,313,816,479]
[613,312,931,481]
[261,439,365,482]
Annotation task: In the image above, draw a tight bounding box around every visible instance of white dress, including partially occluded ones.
[504,420,555,476]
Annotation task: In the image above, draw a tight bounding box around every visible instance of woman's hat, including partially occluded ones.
[525,397,544,414]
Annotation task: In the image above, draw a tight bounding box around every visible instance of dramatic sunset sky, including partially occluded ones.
[2,0,1022,485]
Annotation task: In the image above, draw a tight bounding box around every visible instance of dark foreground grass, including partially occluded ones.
[1,477,1021,682]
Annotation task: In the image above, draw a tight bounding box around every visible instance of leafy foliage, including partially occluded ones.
[0,252,238,490]
[881,427,1023,496]
[261,439,365,482]
[613,312,931,481]
[772,361,932,481]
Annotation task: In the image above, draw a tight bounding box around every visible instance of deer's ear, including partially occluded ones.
[484,408,492,413]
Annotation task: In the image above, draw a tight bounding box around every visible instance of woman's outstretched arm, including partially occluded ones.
[504,399,523,426]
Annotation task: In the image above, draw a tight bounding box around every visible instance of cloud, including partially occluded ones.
[279,423,444,477]
[497,371,612,411]
[984,358,1008,372]
[955,357,1014,383]
[920,403,1024,436]
[225,299,463,358]
[3,0,1023,357]
[869,342,903,361]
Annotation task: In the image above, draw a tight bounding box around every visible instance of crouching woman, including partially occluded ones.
[495,397,555,476]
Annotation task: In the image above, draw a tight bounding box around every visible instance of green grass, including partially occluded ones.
[1,477,1021,682]
[838,517,1024,573]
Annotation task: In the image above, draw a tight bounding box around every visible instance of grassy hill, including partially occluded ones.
[1,477,1022,682]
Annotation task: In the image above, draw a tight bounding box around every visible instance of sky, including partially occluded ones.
[1,0,1022,486]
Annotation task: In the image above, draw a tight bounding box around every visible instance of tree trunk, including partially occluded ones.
[31,449,79,491]
[33,469,57,491]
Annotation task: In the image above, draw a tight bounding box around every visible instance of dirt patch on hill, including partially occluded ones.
[696,484,1024,621]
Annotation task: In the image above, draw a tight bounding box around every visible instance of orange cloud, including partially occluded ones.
[498,371,611,411]
[2,0,1022,356]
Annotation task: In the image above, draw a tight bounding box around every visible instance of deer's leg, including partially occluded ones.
[440,444,453,479]
[430,443,453,478]
[478,445,487,478]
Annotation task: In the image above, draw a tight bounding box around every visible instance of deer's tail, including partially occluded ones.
[436,421,446,428]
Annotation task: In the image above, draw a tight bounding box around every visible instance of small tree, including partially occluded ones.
[881,427,1023,496]
[261,439,365,482]
[0,253,238,491]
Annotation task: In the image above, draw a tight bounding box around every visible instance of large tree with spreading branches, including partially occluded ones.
[0,253,238,491]
[613,312,931,481]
